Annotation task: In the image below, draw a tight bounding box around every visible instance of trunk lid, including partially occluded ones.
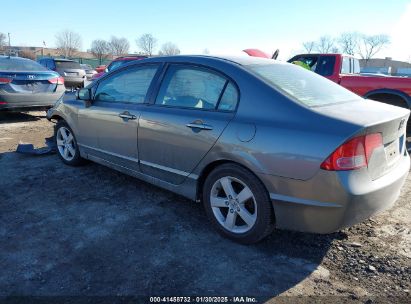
[0,71,60,93]
[314,99,410,180]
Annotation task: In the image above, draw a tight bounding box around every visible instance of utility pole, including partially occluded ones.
[8,33,11,57]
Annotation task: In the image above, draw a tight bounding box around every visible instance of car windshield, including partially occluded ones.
[81,64,92,70]
[55,60,81,69]
[0,58,48,71]
[247,63,360,107]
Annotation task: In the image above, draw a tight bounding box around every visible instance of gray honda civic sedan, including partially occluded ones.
[47,55,410,244]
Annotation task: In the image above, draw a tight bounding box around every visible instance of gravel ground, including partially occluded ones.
[0,111,410,303]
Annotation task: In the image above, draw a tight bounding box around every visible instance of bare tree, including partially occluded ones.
[109,36,130,56]
[0,32,6,50]
[158,42,180,56]
[136,33,157,56]
[315,36,336,53]
[55,30,82,58]
[302,41,316,53]
[331,47,339,53]
[91,39,111,63]
[338,32,359,55]
[357,34,390,65]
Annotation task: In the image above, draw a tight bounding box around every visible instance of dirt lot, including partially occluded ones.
[0,111,410,303]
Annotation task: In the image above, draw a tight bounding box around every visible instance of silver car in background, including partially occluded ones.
[80,64,97,80]
[47,56,410,244]
[38,58,86,88]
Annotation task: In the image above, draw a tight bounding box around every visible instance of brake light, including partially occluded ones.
[321,133,383,171]
[48,76,64,85]
[0,101,7,104]
[0,77,12,84]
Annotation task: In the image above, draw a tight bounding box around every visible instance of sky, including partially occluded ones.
[2,0,411,61]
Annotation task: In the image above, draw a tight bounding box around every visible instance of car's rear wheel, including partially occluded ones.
[203,164,275,244]
[55,120,84,166]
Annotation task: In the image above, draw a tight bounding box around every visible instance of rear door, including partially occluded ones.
[138,64,239,184]
[77,64,160,171]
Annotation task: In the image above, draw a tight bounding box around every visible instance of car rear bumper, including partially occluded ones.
[258,152,410,234]
[63,76,85,86]
[0,88,65,110]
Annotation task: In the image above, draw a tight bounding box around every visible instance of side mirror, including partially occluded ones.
[77,88,92,107]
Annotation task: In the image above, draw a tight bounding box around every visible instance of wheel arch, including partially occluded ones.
[195,159,271,203]
[364,89,411,109]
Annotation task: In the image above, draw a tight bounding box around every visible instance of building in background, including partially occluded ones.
[360,57,411,77]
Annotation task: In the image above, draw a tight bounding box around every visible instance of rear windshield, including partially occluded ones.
[247,63,360,107]
[55,60,81,69]
[0,58,47,71]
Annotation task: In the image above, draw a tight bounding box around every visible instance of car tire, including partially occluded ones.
[55,120,85,166]
[203,163,275,244]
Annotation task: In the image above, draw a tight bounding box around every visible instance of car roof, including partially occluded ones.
[113,56,148,61]
[0,55,34,62]
[134,55,283,67]
[53,58,77,62]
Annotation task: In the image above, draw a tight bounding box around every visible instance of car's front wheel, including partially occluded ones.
[203,164,275,244]
[55,120,84,166]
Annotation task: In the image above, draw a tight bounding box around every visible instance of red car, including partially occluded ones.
[94,65,107,73]
[92,56,147,80]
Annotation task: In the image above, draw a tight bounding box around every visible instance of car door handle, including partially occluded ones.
[186,122,213,130]
[118,112,137,120]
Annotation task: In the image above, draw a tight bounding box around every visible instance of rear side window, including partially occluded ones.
[218,83,238,111]
[315,56,335,76]
[155,66,228,110]
[353,59,360,74]
[341,57,351,74]
[248,63,360,107]
[94,65,158,104]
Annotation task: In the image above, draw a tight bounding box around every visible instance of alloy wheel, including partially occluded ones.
[210,176,257,234]
[56,126,76,161]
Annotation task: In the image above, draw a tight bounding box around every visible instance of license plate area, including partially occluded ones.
[385,139,400,166]
[65,72,78,76]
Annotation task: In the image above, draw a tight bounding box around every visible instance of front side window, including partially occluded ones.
[315,56,336,76]
[108,60,128,72]
[94,65,158,104]
[155,66,228,110]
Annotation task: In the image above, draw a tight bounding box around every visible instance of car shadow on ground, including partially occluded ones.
[0,111,45,124]
[0,152,339,300]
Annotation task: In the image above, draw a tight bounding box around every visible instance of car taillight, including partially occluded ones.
[0,77,12,84]
[321,133,383,171]
[48,76,64,85]
[0,101,7,104]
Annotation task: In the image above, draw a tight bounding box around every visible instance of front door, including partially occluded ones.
[78,64,159,171]
[138,64,239,184]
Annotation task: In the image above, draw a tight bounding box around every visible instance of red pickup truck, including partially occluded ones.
[288,53,411,112]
